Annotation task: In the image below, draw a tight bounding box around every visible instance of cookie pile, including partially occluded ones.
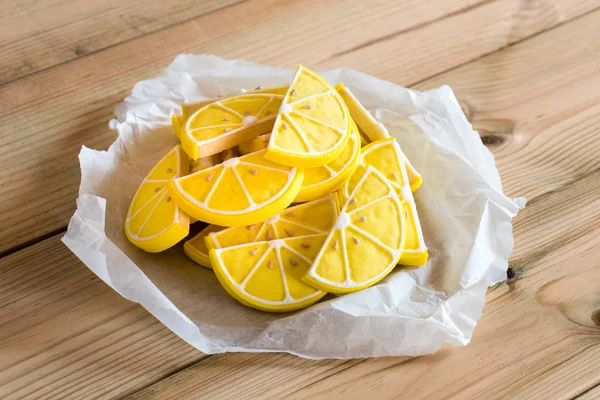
[124,65,427,312]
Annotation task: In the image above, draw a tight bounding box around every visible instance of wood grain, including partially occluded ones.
[3,171,597,400]
[576,384,600,400]
[0,0,479,256]
[0,0,244,84]
[2,1,600,399]
[0,235,206,400]
[1,0,599,256]
[319,0,600,85]
[120,8,600,400]
[121,167,600,400]
[413,9,600,204]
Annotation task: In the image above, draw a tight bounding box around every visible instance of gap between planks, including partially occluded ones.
[2,1,600,399]
[2,0,600,258]
[0,0,248,85]
[325,0,497,60]
[117,8,600,400]
[0,226,67,259]
[120,171,600,399]
[114,355,216,400]
[0,0,500,257]
[405,4,600,89]
[575,383,600,400]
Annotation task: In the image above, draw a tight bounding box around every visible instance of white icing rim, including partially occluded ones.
[268,66,349,156]
[342,140,426,254]
[342,86,390,139]
[181,85,289,118]
[341,87,423,190]
[125,146,183,241]
[184,93,284,146]
[210,194,338,248]
[213,234,328,306]
[173,149,298,216]
[341,87,424,189]
[185,224,224,257]
[306,166,406,289]
[301,127,360,190]
[400,151,422,182]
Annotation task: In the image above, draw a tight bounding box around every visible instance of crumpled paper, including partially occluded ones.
[62,55,525,359]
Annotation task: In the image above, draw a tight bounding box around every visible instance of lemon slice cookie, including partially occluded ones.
[185,194,339,269]
[210,234,329,312]
[303,165,406,293]
[265,65,351,168]
[180,93,284,160]
[182,85,289,124]
[124,145,190,252]
[294,119,360,203]
[208,194,339,312]
[205,194,340,250]
[172,85,289,141]
[168,148,304,226]
[401,151,423,192]
[342,139,427,266]
[338,84,422,191]
[337,84,390,142]
[184,224,225,268]
[238,133,271,155]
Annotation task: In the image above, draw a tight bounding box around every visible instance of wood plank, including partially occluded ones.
[576,384,600,400]
[1,0,599,255]
[319,0,600,85]
[0,235,206,400]
[0,0,244,84]
[0,0,480,256]
[119,10,600,400]
[412,12,600,205]
[2,3,600,398]
[3,169,598,400]
[117,169,600,400]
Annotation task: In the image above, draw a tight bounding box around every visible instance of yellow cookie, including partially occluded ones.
[168,148,304,227]
[210,234,329,312]
[185,193,338,268]
[124,145,190,252]
[207,194,340,312]
[337,84,389,142]
[182,85,289,123]
[172,113,184,141]
[401,151,423,192]
[184,224,225,268]
[238,133,271,155]
[205,194,340,251]
[338,84,422,191]
[341,139,428,266]
[181,93,283,160]
[294,119,360,203]
[190,154,220,173]
[265,65,351,168]
[172,85,290,141]
[303,165,406,293]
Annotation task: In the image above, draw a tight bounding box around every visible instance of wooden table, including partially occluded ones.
[2,0,600,398]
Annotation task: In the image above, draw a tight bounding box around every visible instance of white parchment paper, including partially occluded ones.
[62,55,525,359]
